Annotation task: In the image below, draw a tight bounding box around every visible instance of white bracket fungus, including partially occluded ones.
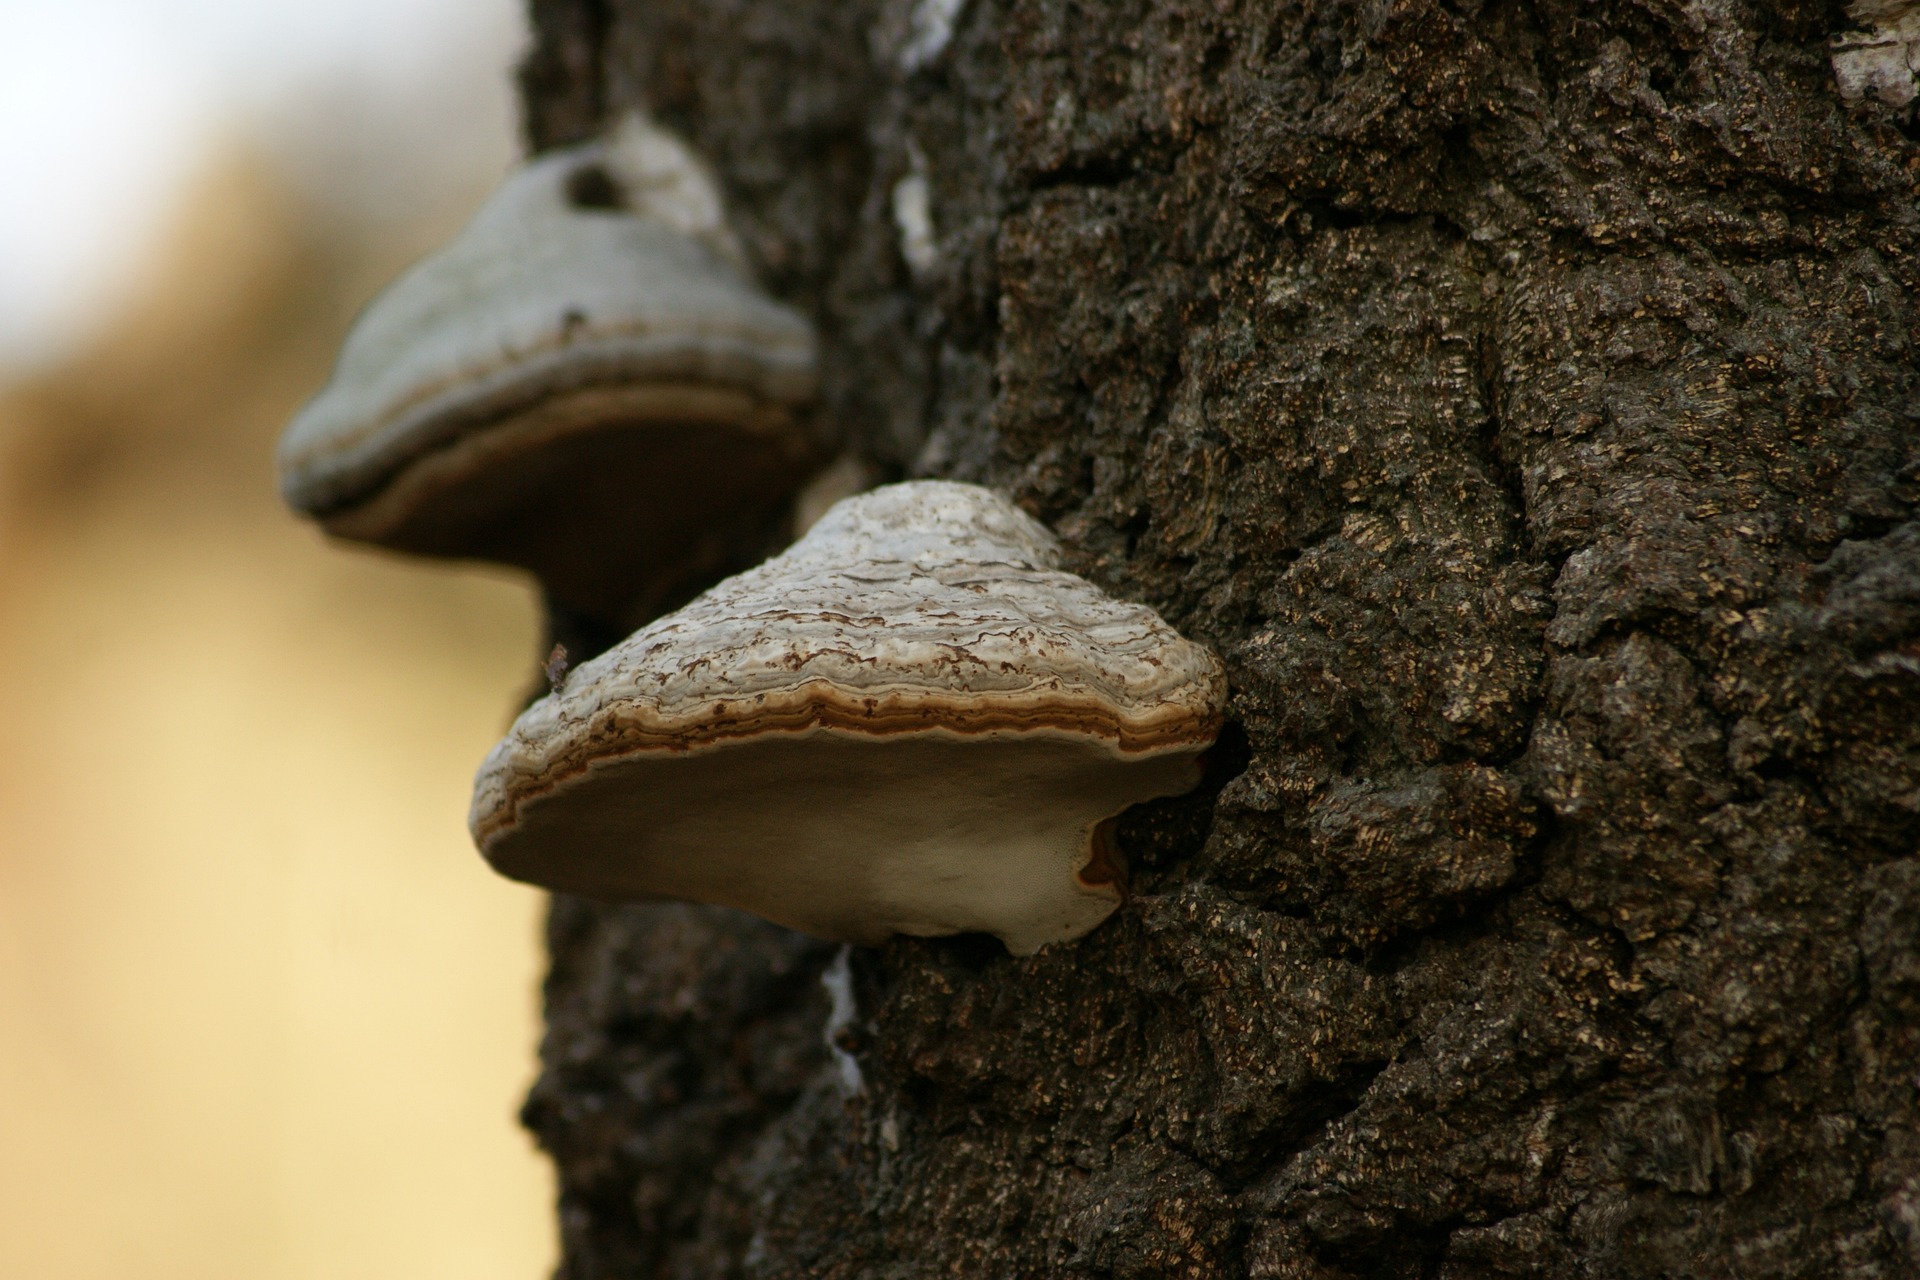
[469,481,1228,956]
[277,112,820,628]
[1832,1,1920,108]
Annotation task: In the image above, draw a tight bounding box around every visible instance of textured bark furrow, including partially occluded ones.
[516,1,1920,1276]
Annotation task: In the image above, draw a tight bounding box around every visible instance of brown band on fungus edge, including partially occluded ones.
[1076,816,1129,898]
[475,693,1224,847]
[575,689,1224,754]
[310,380,804,529]
[558,670,1227,759]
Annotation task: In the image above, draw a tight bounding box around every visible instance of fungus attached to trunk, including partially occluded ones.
[469,481,1227,955]
[277,113,820,628]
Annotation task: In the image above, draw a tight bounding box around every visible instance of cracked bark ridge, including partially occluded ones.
[518,1,1920,1275]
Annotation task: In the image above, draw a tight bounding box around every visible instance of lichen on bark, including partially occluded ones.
[518,1,1920,1275]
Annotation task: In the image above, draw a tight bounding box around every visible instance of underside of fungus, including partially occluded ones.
[470,481,1227,955]
[277,113,820,627]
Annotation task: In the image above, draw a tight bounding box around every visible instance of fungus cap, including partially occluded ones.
[277,113,819,625]
[470,481,1227,955]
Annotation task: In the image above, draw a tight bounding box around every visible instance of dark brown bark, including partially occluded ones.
[516,2,1920,1275]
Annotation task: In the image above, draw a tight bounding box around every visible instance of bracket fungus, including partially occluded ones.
[1832,2,1920,108]
[469,481,1227,955]
[277,113,820,629]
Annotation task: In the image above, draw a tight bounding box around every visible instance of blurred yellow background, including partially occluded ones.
[0,74,556,1280]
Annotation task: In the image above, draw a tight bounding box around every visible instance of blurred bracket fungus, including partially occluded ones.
[1832,1,1920,108]
[468,481,1227,956]
[276,112,823,633]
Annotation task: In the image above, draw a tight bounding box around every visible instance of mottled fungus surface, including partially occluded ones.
[470,481,1226,954]
[278,113,820,627]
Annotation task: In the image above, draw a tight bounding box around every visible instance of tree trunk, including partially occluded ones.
[515,2,1920,1275]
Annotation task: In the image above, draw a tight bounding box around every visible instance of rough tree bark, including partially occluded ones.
[513,2,1920,1275]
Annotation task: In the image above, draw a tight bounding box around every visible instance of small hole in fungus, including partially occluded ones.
[1077,817,1129,898]
[565,163,626,210]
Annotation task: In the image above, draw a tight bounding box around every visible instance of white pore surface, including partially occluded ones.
[485,730,1197,956]
[277,114,816,514]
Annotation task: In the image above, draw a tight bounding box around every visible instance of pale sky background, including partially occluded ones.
[0,0,524,372]
[0,5,562,1278]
